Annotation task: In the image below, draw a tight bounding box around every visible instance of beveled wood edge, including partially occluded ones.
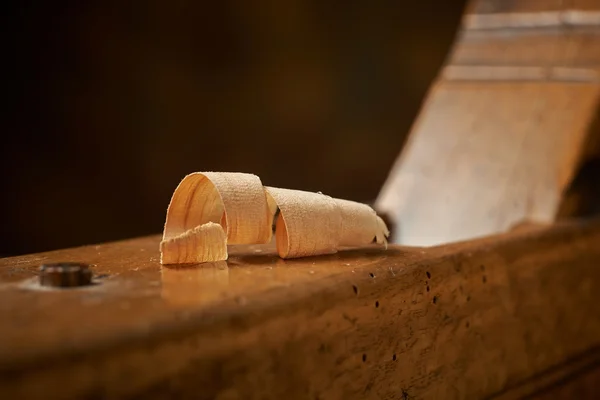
[489,345,600,399]
[464,10,600,30]
[442,65,600,82]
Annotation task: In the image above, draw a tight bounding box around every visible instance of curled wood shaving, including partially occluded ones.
[161,172,389,264]
[161,222,226,264]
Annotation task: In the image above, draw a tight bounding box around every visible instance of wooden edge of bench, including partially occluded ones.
[1,218,600,398]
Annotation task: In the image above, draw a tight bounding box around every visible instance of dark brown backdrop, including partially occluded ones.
[3,0,466,256]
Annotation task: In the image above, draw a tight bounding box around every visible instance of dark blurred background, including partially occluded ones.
[3,0,467,256]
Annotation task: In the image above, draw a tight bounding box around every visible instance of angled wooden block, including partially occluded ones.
[376,0,600,246]
[377,81,599,245]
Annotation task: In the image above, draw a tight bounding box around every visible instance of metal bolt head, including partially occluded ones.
[39,262,93,288]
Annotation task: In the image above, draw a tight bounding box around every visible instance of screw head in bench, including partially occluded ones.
[39,262,93,288]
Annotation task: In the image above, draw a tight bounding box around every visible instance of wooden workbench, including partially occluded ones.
[1,219,599,399]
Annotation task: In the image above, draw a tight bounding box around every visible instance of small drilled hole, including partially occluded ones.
[352,285,358,295]
[369,272,375,278]
[426,285,430,292]
[426,271,431,279]
[375,301,379,308]
[433,296,438,304]
[362,354,367,362]
[392,354,397,361]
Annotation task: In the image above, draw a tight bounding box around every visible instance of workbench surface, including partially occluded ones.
[1,220,600,399]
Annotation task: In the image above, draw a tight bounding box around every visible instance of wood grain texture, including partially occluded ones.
[463,11,600,29]
[376,81,599,245]
[451,28,600,68]
[527,365,600,399]
[376,0,600,246]
[468,0,600,15]
[464,0,600,29]
[442,65,600,81]
[1,219,600,399]
[467,0,563,14]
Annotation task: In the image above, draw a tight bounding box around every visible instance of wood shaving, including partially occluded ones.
[161,172,389,264]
